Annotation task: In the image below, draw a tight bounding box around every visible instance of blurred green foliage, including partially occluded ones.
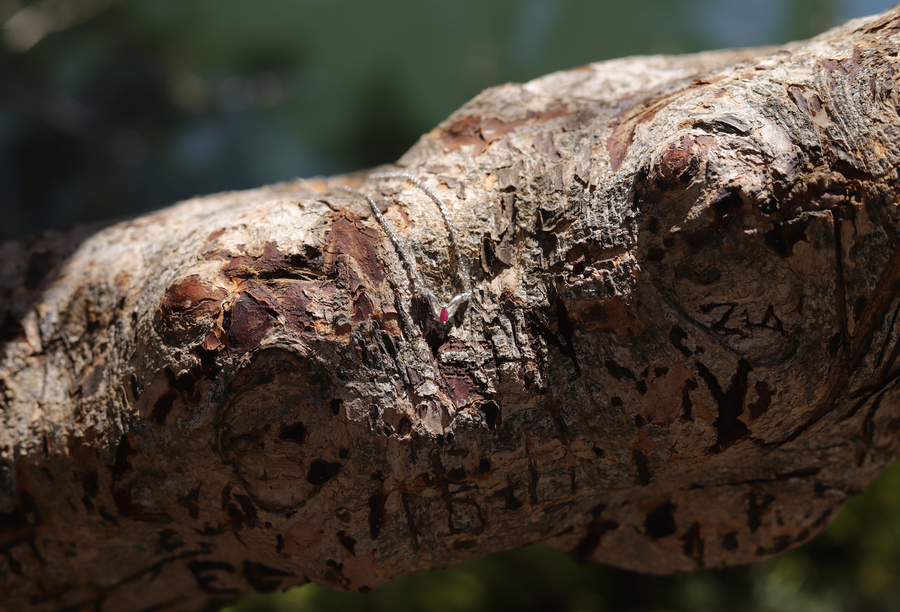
[3,1,900,610]
[0,0,890,242]
[229,460,900,612]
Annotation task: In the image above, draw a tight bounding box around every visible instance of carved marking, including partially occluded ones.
[696,359,752,450]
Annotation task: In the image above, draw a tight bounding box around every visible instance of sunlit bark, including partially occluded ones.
[4,7,900,611]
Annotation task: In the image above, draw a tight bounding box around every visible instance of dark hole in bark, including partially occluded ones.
[479,400,500,430]
[572,257,588,278]
[853,296,867,322]
[195,347,219,373]
[368,494,386,539]
[425,328,445,356]
[447,468,467,482]
[150,391,178,426]
[645,501,677,538]
[278,422,307,445]
[110,435,136,481]
[478,458,492,474]
[633,450,652,486]
[129,373,140,399]
[712,187,744,217]
[680,522,703,557]
[764,222,789,257]
[647,246,665,261]
[398,417,412,436]
[748,492,775,533]
[306,460,342,485]
[570,519,619,562]
[82,471,99,498]
[761,197,779,215]
[243,560,293,593]
[828,333,842,356]
[605,360,635,381]
[339,533,357,555]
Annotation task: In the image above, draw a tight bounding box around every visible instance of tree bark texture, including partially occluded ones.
[4,7,900,611]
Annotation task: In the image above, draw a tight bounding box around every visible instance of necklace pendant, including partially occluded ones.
[337,173,474,326]
[426,291,468,324]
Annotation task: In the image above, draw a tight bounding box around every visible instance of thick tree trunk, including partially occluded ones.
[4,7,900,611]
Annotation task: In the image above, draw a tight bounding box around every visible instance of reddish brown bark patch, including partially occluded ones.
[216,242,327,282]
[322,217,385,289]
[653,135,708,190]
[266,283,319,339]
[608,95,674,172]
[608,77,724,172]
[438,105,569,154]
[224,292,275,356]
[569,297,644,336]
[155,276,227,343]
[821,45,862,79]
[351,292,375,324]
[435,340,487,408]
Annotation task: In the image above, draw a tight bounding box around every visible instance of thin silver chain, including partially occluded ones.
[331,172,472,323]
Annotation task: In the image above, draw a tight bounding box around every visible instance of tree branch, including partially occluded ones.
[4,7,900,611]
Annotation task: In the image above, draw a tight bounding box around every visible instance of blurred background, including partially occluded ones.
[2,0,899,610]
[0,0,894,242]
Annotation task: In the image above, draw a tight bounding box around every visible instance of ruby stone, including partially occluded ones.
[440,307,449,322]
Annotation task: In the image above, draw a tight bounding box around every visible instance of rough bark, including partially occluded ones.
[4,7,900,611]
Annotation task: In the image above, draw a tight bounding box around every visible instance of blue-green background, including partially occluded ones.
[0,0,893,242]
[3,1,900,610]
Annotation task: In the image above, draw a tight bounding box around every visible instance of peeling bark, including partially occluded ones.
[4,8,900,611]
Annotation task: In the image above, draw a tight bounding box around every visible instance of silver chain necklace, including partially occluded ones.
[332,172,472,323]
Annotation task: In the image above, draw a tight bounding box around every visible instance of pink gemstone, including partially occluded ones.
[440,307,449,322]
